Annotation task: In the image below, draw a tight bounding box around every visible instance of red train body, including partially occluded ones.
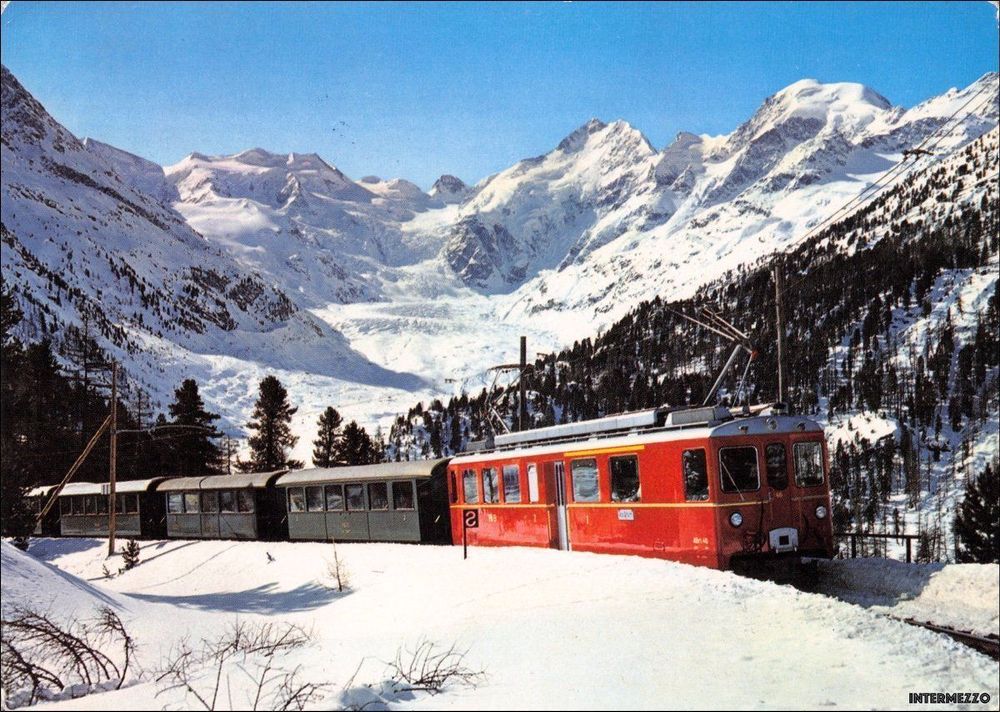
[447,407,834,571]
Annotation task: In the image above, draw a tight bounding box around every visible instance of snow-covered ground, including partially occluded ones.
[3,539,997,710]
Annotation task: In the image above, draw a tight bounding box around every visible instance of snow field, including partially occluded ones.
[5,539,998,710]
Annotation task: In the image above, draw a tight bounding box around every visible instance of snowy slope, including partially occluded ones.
[9,538,997,711]
[165,148,450,306]
[0,65,442,461]
[498,73,999,333]
[2,64,997,464]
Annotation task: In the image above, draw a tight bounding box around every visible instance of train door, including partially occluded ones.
[553,461,569,550]
[764,442,797,552]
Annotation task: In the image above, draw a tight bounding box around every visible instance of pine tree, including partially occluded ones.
[121,539,141,571]
[0,281,31,540]
[429,418,442,458]
[243,376,299,472]
[448,414,462,454]
[953,461,999,563]
[167,379,223,475]
[312,406,343,467]
[336,421,375,466]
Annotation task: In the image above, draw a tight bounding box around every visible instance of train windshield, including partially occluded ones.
[765,443,788,490]
[794,442,825,487]
[719,446,760,493]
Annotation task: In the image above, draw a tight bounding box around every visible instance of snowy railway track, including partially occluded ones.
[894,617,1000,661]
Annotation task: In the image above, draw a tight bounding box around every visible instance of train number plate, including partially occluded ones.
[617,509,635,521]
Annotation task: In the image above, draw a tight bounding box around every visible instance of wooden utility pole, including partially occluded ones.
[519,336,527,431]
[35,413,112,526]
[773,260,786,404]
[107,363,118,557]
[225,436,234,475]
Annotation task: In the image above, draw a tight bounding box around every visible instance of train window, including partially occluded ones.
[60,498,71,515]
[346,484,365,511]
[167,493,184,514]
[85,496,97,515]
[237,490,255,513]
[683,449,709,501]
[69,497,81,515]
[392,481,415,510]
[765,443,788,490]
[719,447,760,493]
[220,491,237,513]
[527,463,539,503]
[368,482,389,510]
[306,486,325,512]
[127,494,140,514]
[502,465,521,503]
[610,455,640,502]
[184,492,200,513]
[571,458,600,502]
[201,492,219,513]
[96,496,109,515]
[325,485,345,511]
[481,468,499,503]
[288,488,306,513]
[462,469,479,504]
[794,442,825,487]
[115,494,125,514]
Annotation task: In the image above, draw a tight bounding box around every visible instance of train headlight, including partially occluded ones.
[815,505,828,519]
[729,511,743,527]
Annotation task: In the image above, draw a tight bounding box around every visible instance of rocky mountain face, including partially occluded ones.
[429,174,471,204]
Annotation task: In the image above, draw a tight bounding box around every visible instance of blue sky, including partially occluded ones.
[1,1,997,188]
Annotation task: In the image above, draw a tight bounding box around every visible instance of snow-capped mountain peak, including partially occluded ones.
[429,174,471,204]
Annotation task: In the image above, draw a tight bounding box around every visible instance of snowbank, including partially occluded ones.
[815,557,1000,637]
[0,541,126,620]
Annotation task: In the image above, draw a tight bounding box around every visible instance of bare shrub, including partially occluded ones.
[155,620,327,711]
[387,639,485,695]
[0,605,134,707]
[326,540,350,592]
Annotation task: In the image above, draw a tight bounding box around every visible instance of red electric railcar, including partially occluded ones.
[447,405,834,571]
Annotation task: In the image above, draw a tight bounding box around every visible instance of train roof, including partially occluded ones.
[156,470,287,492]
[26,484,58,498]
[451,414,823,465]
[277,458,449,486]
[50,478,170,497]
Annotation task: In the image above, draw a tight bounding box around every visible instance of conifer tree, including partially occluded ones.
[0,282,31,540]
[449,414,462,454]
[243,376,299,472]
[953,461,999,564]
[167,379,223,475]
[312,406,343,467]
[336,421,375,466]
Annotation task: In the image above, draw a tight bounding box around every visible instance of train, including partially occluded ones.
[26,403,834,573]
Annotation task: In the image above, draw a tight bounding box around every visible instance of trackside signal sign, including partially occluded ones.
[462,508,478,560]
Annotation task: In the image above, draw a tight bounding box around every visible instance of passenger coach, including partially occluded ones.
[157,471,288,540]
[447,405,834,571]
[42,478,169,538]
[277,459,450,543]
